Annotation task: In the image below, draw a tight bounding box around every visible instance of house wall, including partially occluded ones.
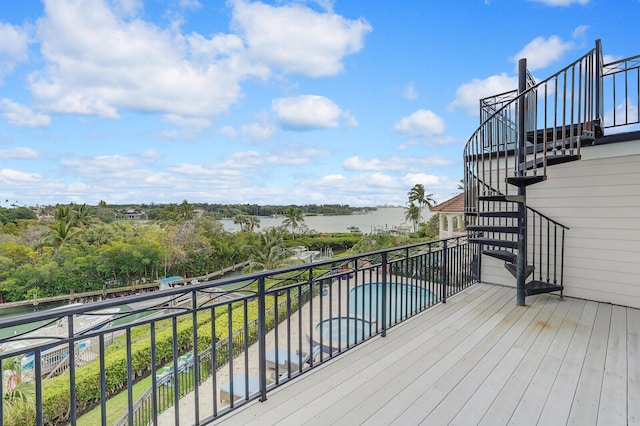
[481,137,640,308]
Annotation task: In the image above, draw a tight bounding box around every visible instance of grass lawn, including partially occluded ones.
[77,375,153,425]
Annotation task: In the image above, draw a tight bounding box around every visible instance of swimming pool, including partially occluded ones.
[314,317,373,353]
[348,282,436,325]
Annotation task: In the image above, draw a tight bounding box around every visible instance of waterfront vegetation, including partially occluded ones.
[1,192,441,424]
[0,201,438,303]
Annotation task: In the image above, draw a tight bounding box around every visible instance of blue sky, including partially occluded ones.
[0,0,638,207]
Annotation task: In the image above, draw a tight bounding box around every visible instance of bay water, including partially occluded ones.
[220,206,434,234]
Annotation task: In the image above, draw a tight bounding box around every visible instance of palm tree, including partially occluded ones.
[247,215,260,232]
[404,202,421,232]
[54,205,74,224]
[408,184,436,221]
[282,206,304,236]
[243,228,297,272]
[233,214,250,232]
[43,219,83,248]
[42,205,83,249]
[2,356,35,421]
[178,199,194,220]
[73,203,92,227]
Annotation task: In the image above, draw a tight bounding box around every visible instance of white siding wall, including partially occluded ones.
[480,138,640,308]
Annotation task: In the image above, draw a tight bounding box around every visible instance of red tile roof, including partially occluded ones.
[429,193,464,213]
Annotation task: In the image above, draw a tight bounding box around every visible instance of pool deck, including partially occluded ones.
[214,283,640,425]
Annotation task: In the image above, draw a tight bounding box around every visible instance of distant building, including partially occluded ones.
[115,209,147,220]
[429,193,465,239]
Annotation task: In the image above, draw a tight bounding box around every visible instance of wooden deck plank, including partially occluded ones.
[384,292,533,424]
[408,295,548,425]
[627,308,640,424]
[537,300,599,424]
[358,288,516,425]
[478,296,573,425]
[421,298,547,425]
[567,303,612,425]
[507,298,585,425]
[223,284,504,426]
[213,284,640,426]
[303,287,514,425]
[597,305,627,424]
[447,295,561,425]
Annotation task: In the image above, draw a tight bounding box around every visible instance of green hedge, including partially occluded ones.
[7,283,309,425]
[37,295,280,425]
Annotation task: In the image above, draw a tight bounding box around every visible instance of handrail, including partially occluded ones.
[526,205,570,230]
[464,42,599,215]
[600,50,640,129]
[0,235,480,425]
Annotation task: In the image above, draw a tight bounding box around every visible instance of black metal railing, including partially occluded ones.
[0,236,479,425]
[601,52,640,130]
[464,42,600,212]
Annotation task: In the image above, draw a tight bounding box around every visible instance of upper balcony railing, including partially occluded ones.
[0,236,479,425]
[601,52,640,130]
[465,39,640,214]
[464,41,601,212]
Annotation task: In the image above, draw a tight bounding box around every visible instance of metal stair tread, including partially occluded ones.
[466,225,519,233]
[505,263,535,279]
[518,153,581,172]
[506,175,546,187]
[478,211,521,218]
[525,280,563,296]
[482,249,517,263]
[470,237,518,249]
[477,194,525,203]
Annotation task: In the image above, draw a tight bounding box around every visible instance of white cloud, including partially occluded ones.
[231,0,371,77]
[572,25,589,39]
[179,0,202,10]
[159,114,212,140]
[0,22,30,83]
[512,36,573,71]
[449,73,517,116]
[343,155,453,171]
[403,83,419,100]
[0,147,39,159]
[217,125,238,138]
[402,173,446,187]
[28,0,371,122]
[163,114,211,129]
[528,0,589,6]
[31,0,254,119]
[241,122,276,142]
[0,98,51,127]
[0,168,43,183]
[393,109,445,137]
[61,154,142,175]
[341,110,358,130]
[272,95,341,130]
[140,150,161,160]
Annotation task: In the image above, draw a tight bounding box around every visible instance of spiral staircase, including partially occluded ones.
[464,41,605,305]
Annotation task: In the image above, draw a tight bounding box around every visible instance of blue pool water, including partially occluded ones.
[348,283,436,325]
[314,317,372,352]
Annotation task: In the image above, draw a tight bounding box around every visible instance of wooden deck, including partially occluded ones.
[216,283,640,425]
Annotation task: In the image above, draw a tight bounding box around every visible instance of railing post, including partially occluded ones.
[191,290,200,421]
[441,239,448,303]
[595,39,603,125]
[381,252,388,337]
[68,314,77,425]
[516,58,528,306]
[477,242,483,283]
[257,276,268,401]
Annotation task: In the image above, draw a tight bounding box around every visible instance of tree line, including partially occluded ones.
[0,198,437,303]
